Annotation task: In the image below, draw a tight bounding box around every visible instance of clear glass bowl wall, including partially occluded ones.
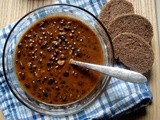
[3,4,113,116]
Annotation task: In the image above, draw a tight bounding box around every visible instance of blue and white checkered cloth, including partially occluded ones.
[0,0,152,120]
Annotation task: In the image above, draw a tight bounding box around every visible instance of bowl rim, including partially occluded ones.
[2,3,114,116]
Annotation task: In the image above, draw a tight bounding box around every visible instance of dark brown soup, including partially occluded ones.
[14,15,104,104]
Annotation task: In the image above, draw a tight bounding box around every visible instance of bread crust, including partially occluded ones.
[112,32,154,73]
[99,0,134,28]
[108,14,153,43]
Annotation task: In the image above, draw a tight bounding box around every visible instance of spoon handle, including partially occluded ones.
[70,59,147,83]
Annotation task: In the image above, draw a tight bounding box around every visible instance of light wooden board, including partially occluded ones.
[0,0,159,120]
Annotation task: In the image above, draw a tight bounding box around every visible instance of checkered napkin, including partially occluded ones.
[0,0,152,120]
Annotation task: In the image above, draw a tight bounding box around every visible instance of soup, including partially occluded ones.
[14,15,104,104]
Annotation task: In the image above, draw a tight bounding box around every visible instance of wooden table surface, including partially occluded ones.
[0,0,159,120]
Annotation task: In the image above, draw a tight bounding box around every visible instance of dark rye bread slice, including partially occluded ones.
[112,33,154,73]
[108,14,153,43]
[99,0,134,28]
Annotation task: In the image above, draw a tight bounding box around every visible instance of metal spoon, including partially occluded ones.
[69,59,147,83]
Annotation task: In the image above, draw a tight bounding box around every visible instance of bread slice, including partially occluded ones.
[99,0,134,28]
[108,14,153,43]
[112,33,154,73]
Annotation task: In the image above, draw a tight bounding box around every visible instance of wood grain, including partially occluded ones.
[0,0,159,120]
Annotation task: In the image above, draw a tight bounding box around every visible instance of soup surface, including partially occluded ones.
[15,15,104,104]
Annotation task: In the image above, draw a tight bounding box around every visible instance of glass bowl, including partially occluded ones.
[2,4,113,116]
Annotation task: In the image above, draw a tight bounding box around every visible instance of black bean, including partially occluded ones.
[52,41,59,47]
[28,62,32,68]
[25,44,28,48]
[63,71,69,77]
[42,90,48,97]
[37,79,41,82]
[74,52,78,57]
[77,48,81,53]
[47,61,52,67]
[55,66,59,69]
[39,59,42,63]
[55,86,59,90]
[29,43,34,49]
[29,39,33,43]
[64,26,71,31]
[39,37,43,40]
[64,39,68,42]
[15,60,18,64]
[62,96,67,102]
[54,80,58,84]
[25,34,31,39]
[50,33,53,36]
[39,87,43,90]
[79,39,83,42]
[64,47,68,50]
[60,80,66,84]
[44,76,48,80]
[38,40,42,44]
[73,42,76,45]
[50,56,55,61]
[48,78,55,85]
[71,47,75,50]
[33,72,38,77]
[47,68,51,71]
[74,72,78,76]
[31,56,35,60]
[34,48,38,52]
[58,47,62,50]
[69,33,73,38]
[67,21,72,25]
[32,65,37,69]
[87,55,90,58]
[47,47,51,52]
[41,27,45,31]
[33,32,37,37]
[58,28,63,31]
[18,72,25,80]
[28,52,31,56]
[32,80,37,88]
[17,50,21,58]
[59,35,66,41]
[40,51,43,56]
[60,54,66,60]
[71,30,75,33]
[84,69,89,73]
[53,52,57,57]
[58,32,66,36]
[18,43,22,48]
[19,61,25,69]
[55,49,59,53]
[60,19,64,24]
[42,77,47,84]
[73,26,77,29]
[41,41,48,48]
[25,83,30,88]
[42,32,46,35]
[31,51,35,56]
